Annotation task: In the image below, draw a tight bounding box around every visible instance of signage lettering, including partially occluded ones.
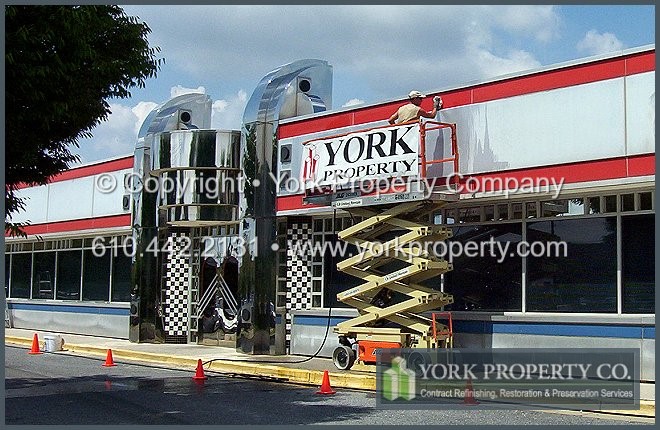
[302,123,420,190]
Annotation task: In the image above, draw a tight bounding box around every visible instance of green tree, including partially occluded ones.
[5,5,163,236]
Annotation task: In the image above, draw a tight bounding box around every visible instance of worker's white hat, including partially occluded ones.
[408,90,426,99]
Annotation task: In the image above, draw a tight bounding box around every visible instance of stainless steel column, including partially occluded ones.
[237,59,332,354]
[130,94,212,343]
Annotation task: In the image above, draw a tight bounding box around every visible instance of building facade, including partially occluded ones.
[5,46,655,381]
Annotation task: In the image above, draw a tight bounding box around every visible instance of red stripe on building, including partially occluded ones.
[627,153,656,177]
[472,59,625,103]
[276,154,655,212]
[14,156,134,190]
[9,214,132,237]
[626,51,656,75]
[278,50,655,139]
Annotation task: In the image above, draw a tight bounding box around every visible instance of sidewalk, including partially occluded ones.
[5,328,654,419]
[5,328,375,390]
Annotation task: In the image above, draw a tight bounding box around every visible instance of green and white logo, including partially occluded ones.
[382,356,416,400]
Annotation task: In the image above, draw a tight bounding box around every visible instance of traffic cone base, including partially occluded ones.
[102,349,117,367]
[463,378,479,405]
[316,370,336,395]
[192,359,208,380]
[28,333,43,355]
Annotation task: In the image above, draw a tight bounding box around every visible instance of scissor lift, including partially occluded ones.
[301,120,460,370]
[331,199,455,370]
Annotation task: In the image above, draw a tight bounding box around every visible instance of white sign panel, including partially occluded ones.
[301,123,420,191]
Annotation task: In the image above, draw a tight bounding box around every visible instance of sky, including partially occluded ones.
[73,4,655,164]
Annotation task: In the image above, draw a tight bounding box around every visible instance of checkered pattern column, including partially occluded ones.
[164,232,190,342]
[284,221,313,350]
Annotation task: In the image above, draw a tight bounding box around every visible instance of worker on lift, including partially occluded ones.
[388,90,443,124]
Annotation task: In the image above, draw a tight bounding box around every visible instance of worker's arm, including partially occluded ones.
[419,106,438,119]
[387,111,398,125]
[420,96,443,119]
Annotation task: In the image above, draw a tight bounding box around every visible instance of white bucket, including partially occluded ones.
[43,335,64,352]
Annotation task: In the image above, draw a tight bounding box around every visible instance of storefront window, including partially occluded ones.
[639,192,653,211]
[620,194,635,212]
[10,254,31,298]
[32,252,55,299]
[542,199,584,217]
[588,197,601,214]
[83,251,111,301]
[323,235,357,308]
[111,254,132,302]
[622,214,654,313]
[5,255,10,298]
[526,217,617,312]
[444,223,523,311]
[56,250,81,300]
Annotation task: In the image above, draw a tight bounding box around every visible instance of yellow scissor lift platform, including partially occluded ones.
[331,199,456,370]
[300,120,461,370]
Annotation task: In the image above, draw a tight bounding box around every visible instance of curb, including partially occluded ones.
[6,336,654,418]
[5,336,375,391]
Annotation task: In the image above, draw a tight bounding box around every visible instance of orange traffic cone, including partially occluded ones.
[28,333,43,355]
[463,377,479,405]
[102,349,117,367]
[192,359,208,380]
[316,370,336,395]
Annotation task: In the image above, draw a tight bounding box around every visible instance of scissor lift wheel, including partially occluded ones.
[333,345,356,370]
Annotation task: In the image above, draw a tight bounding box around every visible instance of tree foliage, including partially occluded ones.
[5,5,162,235]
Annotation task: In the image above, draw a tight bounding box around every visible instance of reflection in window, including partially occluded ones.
[588,197,601,214]
[111,254,132,302]
[10,254,31,298]
[622,215,654,313]
[620,194,635,212]
[542,199,584,217]
[526,202,537,218]
[484,206,495,221]
[604,195,617,212]
[639,192,653,211]
[57,250,81,300]
[511,203,523,219]
[496,204,508,220]
[526,217,617,312]
[459,207,481,223]
[323,235,357,308]
[33,252,56,299]
[444,223,522,311]
[5,255,10,298]
[84,251,111,301]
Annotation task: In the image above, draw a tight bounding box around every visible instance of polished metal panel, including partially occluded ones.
[137,93,212,138]
[131,94,215,343]
[151,129,241,225]
[625,71,655,155]
[238,59,332,355]
[437,78,626,175]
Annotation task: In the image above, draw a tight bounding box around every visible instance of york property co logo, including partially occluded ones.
[302,143,320,184]
[383,356,417,401]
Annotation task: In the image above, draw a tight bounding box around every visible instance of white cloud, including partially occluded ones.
[170,85,206,98]
[132,101,158,135]
[74,103,143,162]
[342,98,364,108]
[577,30,625,56]
[125,5,561,99]
[211,89,248,130]
[72,5,568,162]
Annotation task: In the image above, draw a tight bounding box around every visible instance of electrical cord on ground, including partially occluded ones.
[202,210,337,367]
